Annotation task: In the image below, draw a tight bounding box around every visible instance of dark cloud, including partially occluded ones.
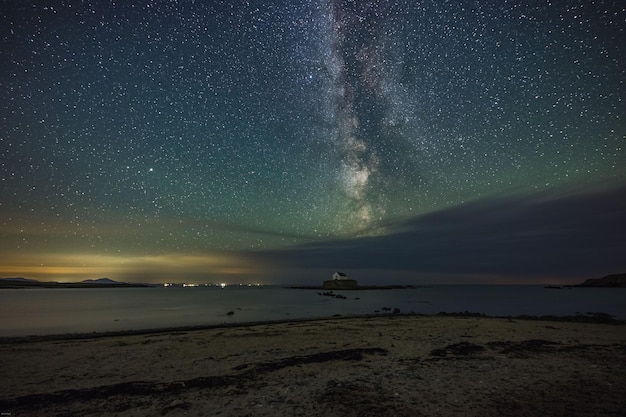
[250,182,626,282]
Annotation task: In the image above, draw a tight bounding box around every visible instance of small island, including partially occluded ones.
[289,272,416,290]
[321,271,358,289]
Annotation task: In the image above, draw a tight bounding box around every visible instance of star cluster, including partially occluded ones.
[0,0,624,281]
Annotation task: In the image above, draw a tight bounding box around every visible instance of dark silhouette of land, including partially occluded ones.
[575,273,626,288]
[288,283,416,290]
[0,277,150,289]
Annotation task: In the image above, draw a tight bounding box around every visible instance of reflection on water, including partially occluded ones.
[0,285,624,336]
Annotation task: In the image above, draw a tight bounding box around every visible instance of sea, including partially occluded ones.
[1,285,625,337]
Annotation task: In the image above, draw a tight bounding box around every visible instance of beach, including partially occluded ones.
[1,315,625,416]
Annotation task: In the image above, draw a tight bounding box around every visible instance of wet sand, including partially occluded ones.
[1,315,625,416]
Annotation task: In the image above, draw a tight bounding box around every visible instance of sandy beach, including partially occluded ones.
[1,315,625,416]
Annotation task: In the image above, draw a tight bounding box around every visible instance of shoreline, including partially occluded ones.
[1,314,625,416]
[2,311,623,344]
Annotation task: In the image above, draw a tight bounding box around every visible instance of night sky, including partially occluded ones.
[1,0,625,284]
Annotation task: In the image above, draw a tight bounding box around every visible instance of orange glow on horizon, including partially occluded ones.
[0,251,260,283]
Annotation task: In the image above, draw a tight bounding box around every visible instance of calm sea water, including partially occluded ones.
[1,285,624,337]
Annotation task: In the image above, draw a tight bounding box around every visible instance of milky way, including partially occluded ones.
[0,0,624,283]
[323,0,410,234]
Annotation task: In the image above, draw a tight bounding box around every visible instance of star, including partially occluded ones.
[0,0,623,283]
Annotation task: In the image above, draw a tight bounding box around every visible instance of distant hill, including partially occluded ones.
[0,277,39,283]
[80,278,121,285]
[0,277,150,289]
[577,273,626,288]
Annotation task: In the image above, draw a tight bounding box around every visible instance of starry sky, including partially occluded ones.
[1,0,625,284]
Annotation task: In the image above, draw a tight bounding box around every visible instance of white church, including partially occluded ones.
[332,271,349,280]
[322,271,358,289]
